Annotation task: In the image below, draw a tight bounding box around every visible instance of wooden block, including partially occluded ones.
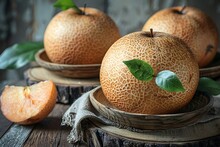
[24,67,100,104]
[84,120,220,146]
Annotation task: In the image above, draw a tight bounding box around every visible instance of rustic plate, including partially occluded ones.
[35,49,101,78]
[199,52,220,78]
[90,86,213,130]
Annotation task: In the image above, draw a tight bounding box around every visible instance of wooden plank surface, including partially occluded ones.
[23,104,72,147]
[0,104,72,147]
[0,84,72,147]
[0,112,13,138]
[0,124,34,147]
[0,80,24,138]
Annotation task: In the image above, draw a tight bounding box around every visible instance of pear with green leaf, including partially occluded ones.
[100,29,199,114]
[44,0,121,64]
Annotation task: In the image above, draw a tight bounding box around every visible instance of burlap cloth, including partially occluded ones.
[61,88,220,145]
[61,90,114,145]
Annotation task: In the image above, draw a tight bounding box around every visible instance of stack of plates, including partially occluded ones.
[90,86,213,130]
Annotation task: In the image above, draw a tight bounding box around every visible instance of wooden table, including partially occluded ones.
[0,104,73,147]
[1,106,220,147]
[1,79,220,147]
[0,80,74,147]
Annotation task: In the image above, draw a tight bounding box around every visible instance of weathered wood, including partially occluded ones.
[0,0,8,54]
[25,67,100,104]
[0,112,13,139]
[0,80,26,138]
[0,81,34,147]
[84,121,220,147]
[0,124,34,147]
[0,102,73,146]
[0,104,73,147]
[24,104,72,147]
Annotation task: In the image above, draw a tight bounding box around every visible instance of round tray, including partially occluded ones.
[35,49,101,79]
[199,52,220,78]
[90,86,213,130]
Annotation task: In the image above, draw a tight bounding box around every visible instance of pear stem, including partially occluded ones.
[180,5,186,14]
[150,28,154,37]
[82,3,87,15]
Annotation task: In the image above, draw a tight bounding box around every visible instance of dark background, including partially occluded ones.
[0,0,219,81]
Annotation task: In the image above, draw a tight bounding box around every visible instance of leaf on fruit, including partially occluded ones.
[0,41,44,69]
[155,70,185,92]
[54,0,82,13]
[197,77,220,96]
[123,59,154,81]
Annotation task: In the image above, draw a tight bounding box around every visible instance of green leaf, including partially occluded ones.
[155,70,185,92]
[123,59,154,81]
[197,77,220,96]
[0,41,44,69]
[53,0,82,13]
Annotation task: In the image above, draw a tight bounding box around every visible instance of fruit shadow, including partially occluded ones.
[34,117,71,131]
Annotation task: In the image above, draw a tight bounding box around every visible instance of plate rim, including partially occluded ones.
[35,49,101,68]
[200,65,220,72]
[90,86,214,118]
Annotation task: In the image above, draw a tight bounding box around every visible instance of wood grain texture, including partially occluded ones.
[0,112,12,139]
[35,50,101,78]
[89,119,220,143]
[0,124,34,147]
[0,0,9,54]
[25,67,99,104]
[0,102,73,146]
[25,67,100,86]
[87,126,220,147]
[0,80,26,138]
[23,104,72,147]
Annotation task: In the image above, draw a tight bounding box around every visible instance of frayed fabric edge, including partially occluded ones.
[61,113,75,127]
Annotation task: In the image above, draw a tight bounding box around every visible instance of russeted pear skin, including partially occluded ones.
[44,7,121,64]
[100,31,199,114]
[142,6,219,67]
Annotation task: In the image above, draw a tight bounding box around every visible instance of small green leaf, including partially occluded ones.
[155,70,185,92]
[54,0,82,13]
[0,41,44,69]
[123,59,154,81]
[197,77,220,96]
